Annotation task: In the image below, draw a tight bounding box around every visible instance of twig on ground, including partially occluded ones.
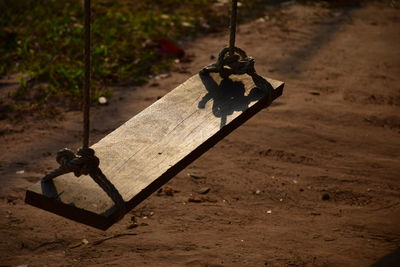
[91,233,138,246]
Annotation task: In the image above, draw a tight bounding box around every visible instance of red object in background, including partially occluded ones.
[155,39,185,58]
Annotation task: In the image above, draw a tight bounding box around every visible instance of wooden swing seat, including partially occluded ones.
[25,73,284,230]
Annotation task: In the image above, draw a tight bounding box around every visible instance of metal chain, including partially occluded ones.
[83,0,91,148]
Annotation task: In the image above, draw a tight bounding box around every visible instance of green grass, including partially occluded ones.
[0,0,242,118]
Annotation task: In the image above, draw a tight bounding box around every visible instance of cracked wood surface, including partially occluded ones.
[25,73,284,230]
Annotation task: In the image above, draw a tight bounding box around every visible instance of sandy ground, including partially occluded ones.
[0,2,399,266]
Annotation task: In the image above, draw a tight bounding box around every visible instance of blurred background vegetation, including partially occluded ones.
[0,0,277,117]
[0,0,367,119]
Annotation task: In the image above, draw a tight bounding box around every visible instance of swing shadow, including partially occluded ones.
[199,74,269,128]
[39,177,121,218]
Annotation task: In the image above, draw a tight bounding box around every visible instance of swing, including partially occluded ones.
[25,0,284,230]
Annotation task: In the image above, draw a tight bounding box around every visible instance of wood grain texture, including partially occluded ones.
[25,73,284,230]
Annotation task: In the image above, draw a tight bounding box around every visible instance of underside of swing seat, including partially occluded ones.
[25,73,284,230]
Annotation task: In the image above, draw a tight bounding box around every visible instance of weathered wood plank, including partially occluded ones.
[25,73,284,230]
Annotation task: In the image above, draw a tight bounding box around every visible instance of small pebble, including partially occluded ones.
[197,187,210,194]
[155,73,170,80]
[181,21,193,28]
[257,17,266,23]
[308,90,320,96]
[98,96,108,105]
[187,173,205,179]
[322,193,330,200]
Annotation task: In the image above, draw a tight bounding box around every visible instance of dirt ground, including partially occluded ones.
[1,2,399,266]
